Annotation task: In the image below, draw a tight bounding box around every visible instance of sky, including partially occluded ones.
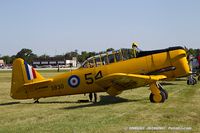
[0,0,200,56]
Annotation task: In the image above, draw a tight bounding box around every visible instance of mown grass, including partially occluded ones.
[0,71,200,133]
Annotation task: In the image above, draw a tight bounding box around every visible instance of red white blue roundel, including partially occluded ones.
[68,75,80,88]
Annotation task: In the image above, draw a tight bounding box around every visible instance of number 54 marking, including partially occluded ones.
[85,71,103,84]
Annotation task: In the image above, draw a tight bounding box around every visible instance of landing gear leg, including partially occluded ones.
[34,99,39,103]
[149,82,167,103]
[157,83,168,99]
[89,93,93,102]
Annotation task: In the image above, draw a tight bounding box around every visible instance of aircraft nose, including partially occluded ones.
[170,51,190,77]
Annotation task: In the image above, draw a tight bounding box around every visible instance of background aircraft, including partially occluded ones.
[11,46,190,103]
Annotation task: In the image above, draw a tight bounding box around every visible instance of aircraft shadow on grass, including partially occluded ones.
[28,101,77,104]
[61,95,147,110]
[160,82,177,86]
[0,101,20,106]
[0,96,146,107]
[0,100,78,106]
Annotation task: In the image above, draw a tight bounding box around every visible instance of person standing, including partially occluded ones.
[94,93,97,102]
[197,52,200,81]
[89,93,97,102]
[132,42,140,58]
[198,53,200,68]
[89,93,93,102]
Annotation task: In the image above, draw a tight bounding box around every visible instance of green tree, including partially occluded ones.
[188,48,200,57]
[16,48,37,64]
[106,48,114,52]
[78,51,88,63]
[38,54,50,61]
[76,51,96,63]
[1,55,11,64]
[65,50,79,60]
[88,52,96,57]
[10,55,16,64]
[54,55,65,61]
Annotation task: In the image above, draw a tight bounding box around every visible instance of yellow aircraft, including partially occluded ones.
[11,46,190,103]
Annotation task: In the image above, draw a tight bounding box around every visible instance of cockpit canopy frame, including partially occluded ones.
[81,48,135,68]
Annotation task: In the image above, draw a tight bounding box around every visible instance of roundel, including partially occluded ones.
[68,75,80,88]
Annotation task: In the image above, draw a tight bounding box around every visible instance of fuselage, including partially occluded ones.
[11,46,190,99]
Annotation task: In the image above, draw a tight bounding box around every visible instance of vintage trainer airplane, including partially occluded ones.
[11,46,190,103]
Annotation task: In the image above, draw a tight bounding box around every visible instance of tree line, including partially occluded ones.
[0,48,115,64]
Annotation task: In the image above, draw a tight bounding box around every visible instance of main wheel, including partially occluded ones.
[149,91,166,103]
[193,77,197,85]
[187,79,195,85]
[187,80,190,85]
[198,76,200,81]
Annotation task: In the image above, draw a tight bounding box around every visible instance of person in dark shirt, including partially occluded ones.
[198,54,200,68]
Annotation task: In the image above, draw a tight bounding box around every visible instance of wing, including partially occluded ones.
[95,73,166,96]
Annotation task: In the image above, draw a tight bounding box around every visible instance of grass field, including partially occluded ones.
[0,70,200,133]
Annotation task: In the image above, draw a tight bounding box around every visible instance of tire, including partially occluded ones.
[149,91,166,103]
[187,79,195,85]
[157,84,168,99]
[187,80,189,85]
[160,89,168,99]
[193,78,197,84]
[149,93,155,103]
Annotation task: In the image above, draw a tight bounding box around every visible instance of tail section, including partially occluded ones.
[11,58,45,99]
[24,61,37,81]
